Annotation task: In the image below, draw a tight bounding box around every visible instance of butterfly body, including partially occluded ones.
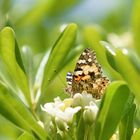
[66,48,109,99]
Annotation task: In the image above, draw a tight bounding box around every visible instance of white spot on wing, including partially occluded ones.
[88,58,92,62]
[82,52,86,55]
[67,81,72,85]
[74,71,83,75]
[66,75,73,79]
[78,59,86,64]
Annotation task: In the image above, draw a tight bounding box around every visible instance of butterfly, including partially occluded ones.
[66,48,109,99]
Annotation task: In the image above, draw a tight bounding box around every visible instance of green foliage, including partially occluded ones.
[17,132,36,140]
[83,26,122,80]
[0,0,140,139]
[95,81,132,140]
[132,0,140,56]
[0,27,31,107]
[0,83,47,140]
[119,104,136,140]
[41,23,77,96]
[102,41,140,103]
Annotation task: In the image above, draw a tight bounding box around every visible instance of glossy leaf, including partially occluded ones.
[83,26,122,80]
[119,104,136,140]
[125,48,140,73]
[0,60,18,93]
[21,46,35,87]
[0,84,47,140]
[0,27,31,106]
[41,23,77,95]
[95,81,131,140]
[101,41,118,72]
[15,40,26,73]
[60,44,83,70]
[104,42,140,103]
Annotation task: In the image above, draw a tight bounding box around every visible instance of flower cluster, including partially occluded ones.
[41,92,99,138]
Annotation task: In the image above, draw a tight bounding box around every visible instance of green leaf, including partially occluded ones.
[119,104,136,140]
[20,46,35,87]
[101,41,118,72]
[95,81,131,140]
[41,23,77,95]
[76,111,86,140]
[83,26,122,80]
[0,27,31,107]
[103,42,140,74]
[60,44,84,70]
[76,110,94,140]
[132,0,140,56]
[17,132,36,140]
[103,42,140,103]
[0,60,18,93]
[15,40,26,73]
[0,83,47,140]
[131,128,140,140]
[125,48,140,73]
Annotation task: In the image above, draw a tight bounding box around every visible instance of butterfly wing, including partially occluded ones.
[66,48,109,99]
[74,48,102,79]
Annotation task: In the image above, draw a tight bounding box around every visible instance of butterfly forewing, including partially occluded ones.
[66,48,109,99]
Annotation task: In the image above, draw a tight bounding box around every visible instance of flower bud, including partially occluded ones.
[83,102,98,125]
[55,117,68,131]
[63,98,73,108]
[83,108,97,125]
[72,92,95,107]
[73,93,83,106]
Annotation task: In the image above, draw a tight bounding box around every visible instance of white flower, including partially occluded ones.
[73,92,99,107]
[83,101,99,124]
[41,97,81,124]
[84,101,99,114]
[57,106,81,123]
[41,92,101,132]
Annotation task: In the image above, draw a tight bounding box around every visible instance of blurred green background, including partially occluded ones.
[0,0,136,139]
[0,0,132,53]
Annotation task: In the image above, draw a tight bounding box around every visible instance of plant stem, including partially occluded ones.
[84,125,90,140]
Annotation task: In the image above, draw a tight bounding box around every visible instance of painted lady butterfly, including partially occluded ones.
[66,48,109,99]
